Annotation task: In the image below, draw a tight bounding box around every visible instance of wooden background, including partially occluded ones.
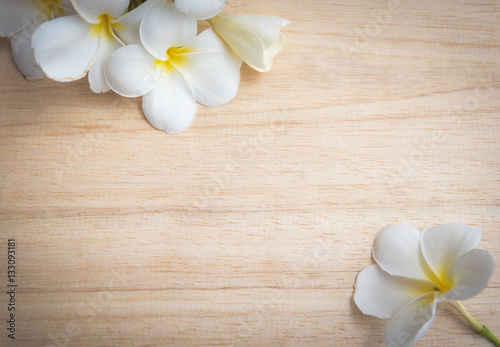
[1,0,499,345]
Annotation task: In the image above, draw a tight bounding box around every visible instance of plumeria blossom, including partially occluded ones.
[105,3,241,134]
[2,0,289,134]
[207,13,290,72]
[354,223,498,346]
[0,0,74,80]
[31,0,154,93]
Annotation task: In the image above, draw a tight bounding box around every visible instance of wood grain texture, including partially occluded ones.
[1,0,499,345]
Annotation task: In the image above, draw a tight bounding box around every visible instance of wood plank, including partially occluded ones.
[1,0,499,345]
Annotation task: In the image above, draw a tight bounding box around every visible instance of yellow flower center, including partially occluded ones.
[433,283,452,294]
[91,14,117,41]
[421,261,455,295]
[155,46,192,74]
[430,269,454,295]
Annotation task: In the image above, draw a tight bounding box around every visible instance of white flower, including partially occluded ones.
[354,223,495,347]
[207,13,290,72]
[31,0,153,93]
[173,0,226,20]
[104,3,241,134]
[0,0,74,80]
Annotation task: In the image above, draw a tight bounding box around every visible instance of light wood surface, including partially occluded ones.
[1,0,500,345]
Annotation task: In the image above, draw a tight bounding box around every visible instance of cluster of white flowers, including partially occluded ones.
[0,0,289,133]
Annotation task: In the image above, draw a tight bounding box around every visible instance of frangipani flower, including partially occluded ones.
[354,223,498,346]
[207,13,290,72]
[31,0,152,93]
[105,3,241,134]
[0,0,74,80]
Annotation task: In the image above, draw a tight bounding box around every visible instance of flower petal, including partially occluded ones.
[140,3,197,61]
[270,32,286,58]
[372,224,433,283]
[354,265,436,319]
[113,0,163,45]
[88,34,123,93]
[208,14,268,72]
[32,15,99,82]
[10,24,45,80]
[184,28,242,68]
[71,0,129,24]
[207,14,289,72]
[384,293,438,347]
[221,14,288,48]
[142,70,196,134]
[0,0,39,37]
[421,224,482,282]
[105,44,163,97]
[174,0,226,20]
[175,29,240,107]
[443,249,495,300]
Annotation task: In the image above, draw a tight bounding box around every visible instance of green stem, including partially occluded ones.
[451,300,500,346]
[128,0,148,11]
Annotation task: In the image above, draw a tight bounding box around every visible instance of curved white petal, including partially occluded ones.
[421,224,482,282]
[32,15,99,82]
[140,3,197,61]
[10,24,45,80]
[443,249,495,300]
[207,14,289,72]
[0,0,41,37]
[186,28,241,68]
[142,70,196,134]
[114,0,164,45]
[88,35,123,93]
[384,293,438,347]
[208,14,268,72]
[220,14,287,48]
[174,0,226,20]
[270,32,286,58]
[354,265,436,319]
[105,44,163,97]
[10,28,45,80]
[176,30,240,107]
[71,0,129,24]
[372,224,433,283]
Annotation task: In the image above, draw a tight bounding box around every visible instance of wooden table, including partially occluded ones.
[1,0,499,345]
